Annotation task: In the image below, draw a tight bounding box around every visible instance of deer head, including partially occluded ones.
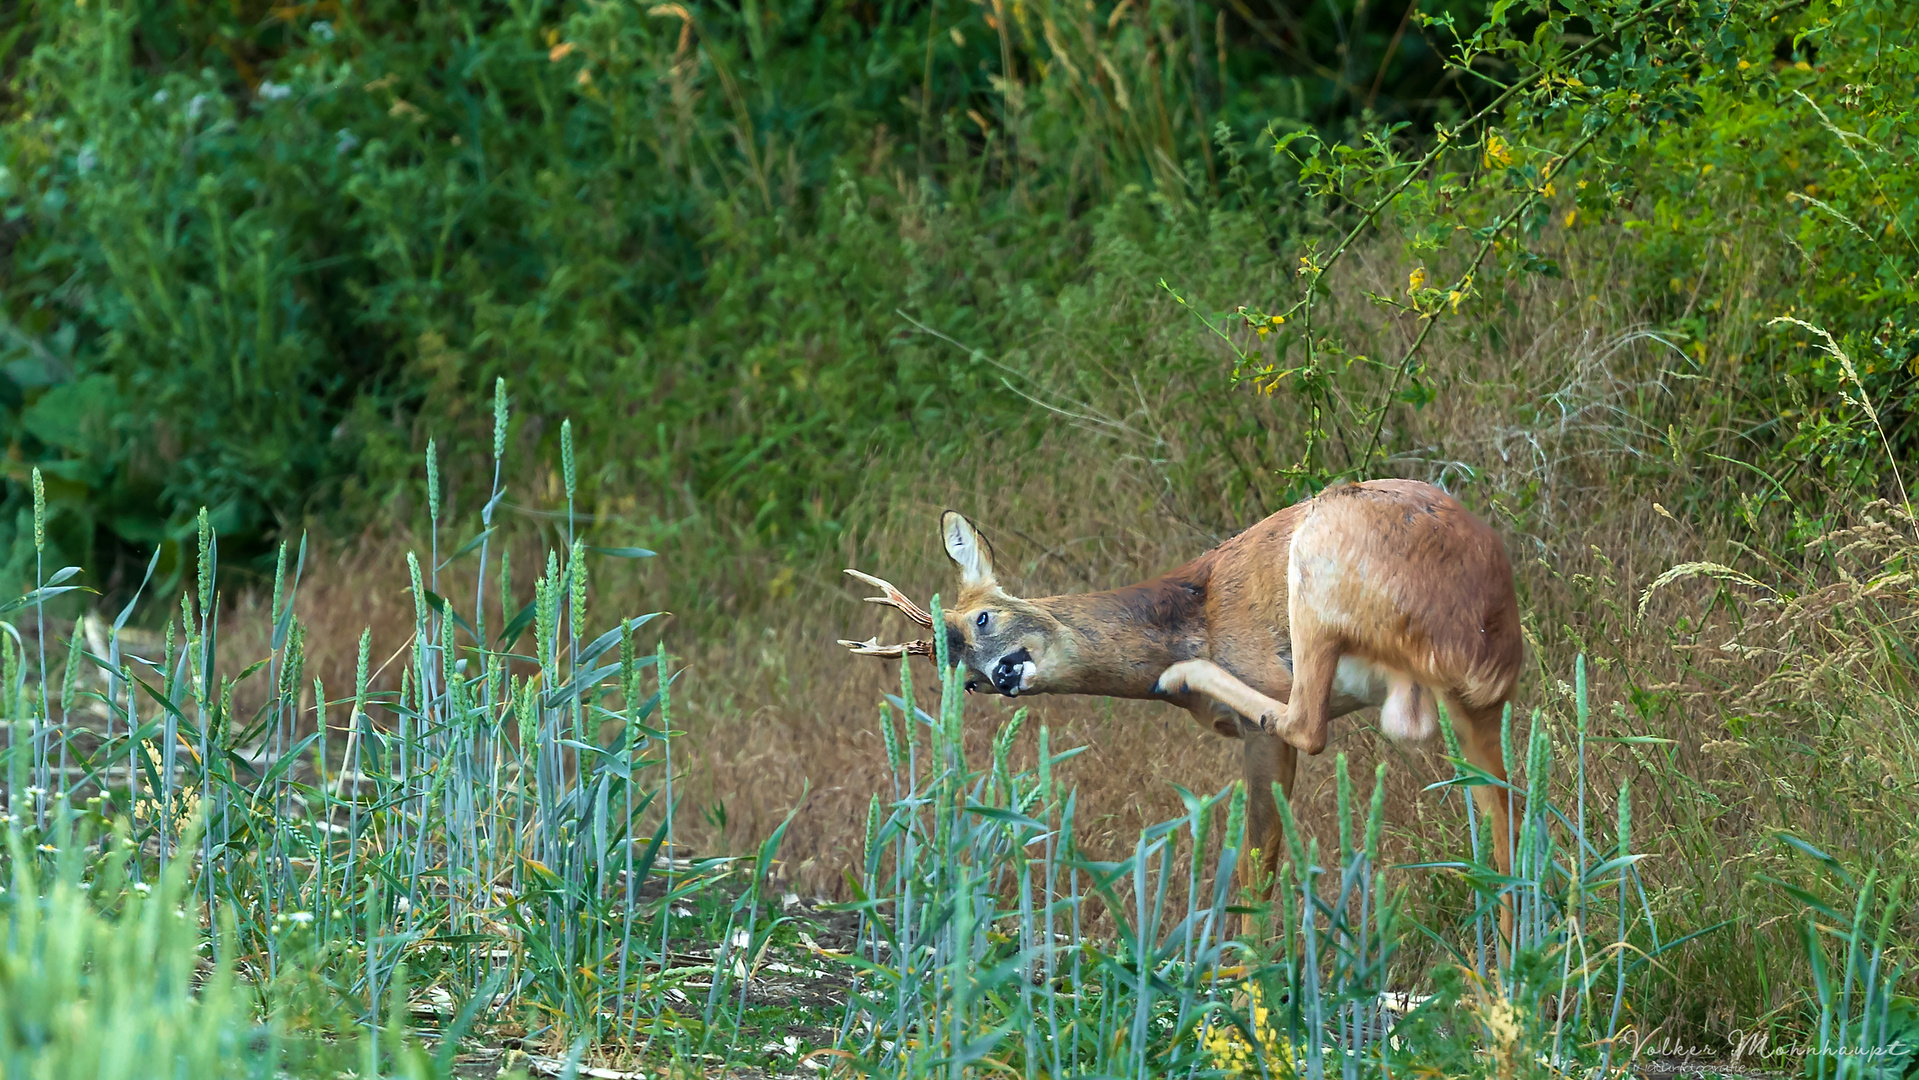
[840,512,1071,697]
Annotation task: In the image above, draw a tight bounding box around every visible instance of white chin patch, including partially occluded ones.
[1011,660,1037,695]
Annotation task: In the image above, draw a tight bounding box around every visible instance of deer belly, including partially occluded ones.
[1332,656,1391,709]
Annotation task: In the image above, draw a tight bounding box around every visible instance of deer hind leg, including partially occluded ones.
[1238,725,1298,940]
[1448,695,1517,952]
[1280,632,1341,756]
[1155,660,1288,735]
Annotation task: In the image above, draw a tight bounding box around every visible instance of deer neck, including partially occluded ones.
[1028,560,1213,699]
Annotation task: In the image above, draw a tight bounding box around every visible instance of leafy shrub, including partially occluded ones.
[1624,0,1919,501]
[0,0,1492,590]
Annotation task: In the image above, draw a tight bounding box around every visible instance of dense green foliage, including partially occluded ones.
[3,0,1914,590]
[1200,0,1918,512]
[0,0,1485,585]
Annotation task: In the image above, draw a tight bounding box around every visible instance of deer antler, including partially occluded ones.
[837,568,937,658]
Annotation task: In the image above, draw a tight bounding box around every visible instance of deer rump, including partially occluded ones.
[1276,478,1523,747]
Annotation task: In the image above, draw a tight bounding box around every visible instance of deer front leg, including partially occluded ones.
[1156,660,1316,752]
[1238,725,1298,940]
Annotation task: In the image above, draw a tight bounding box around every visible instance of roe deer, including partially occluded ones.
[840,478,1524,937]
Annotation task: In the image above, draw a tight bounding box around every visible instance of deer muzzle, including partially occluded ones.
[991,647,1036,696]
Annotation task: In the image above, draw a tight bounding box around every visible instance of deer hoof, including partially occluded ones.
[1154,661,1196,696]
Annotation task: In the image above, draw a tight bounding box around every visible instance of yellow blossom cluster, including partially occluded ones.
[1482,133,1513,170]
[1201,983,1304,1078]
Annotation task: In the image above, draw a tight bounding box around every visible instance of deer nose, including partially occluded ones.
[991,648,1033,695]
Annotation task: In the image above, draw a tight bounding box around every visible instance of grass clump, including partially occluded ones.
[0,383,717,1073]
[0,823,270,1080]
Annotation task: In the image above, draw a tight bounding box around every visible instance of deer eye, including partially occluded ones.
[975,611,990,629]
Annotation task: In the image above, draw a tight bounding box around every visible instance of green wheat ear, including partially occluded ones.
[619,618,635,694]
[60,625,82,708]
[351,628,371,735]
[863,793,881,875]
[493,377,509,461]
[561,418,576,499]
[426,438,440,522]
[270,541,289,628]
[570,539,587,631]
[196,506,213,626]
[1575,653,1589,735]
[879,703,901,773]
[406,552,425,630]
[1617,779,1632,859]
[1224,778,1247,852]
[31,467,44,553]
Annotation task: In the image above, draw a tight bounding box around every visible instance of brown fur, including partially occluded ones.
[934,479,1524,938]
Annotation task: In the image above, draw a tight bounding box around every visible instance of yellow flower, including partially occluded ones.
[1564,207,1577,227]
[1482,133,1513,169]
[1201,984,1304,1078]
[1408,267,1427,293]
[1256,326,1270,338]
[1270,314,1284,326]
[1542,181,1556,197]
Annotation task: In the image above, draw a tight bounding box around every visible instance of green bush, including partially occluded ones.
[1210,0,1918,526]
[0,0,1491,588]
[3,0,1912,595]
[1625,0,1918,500]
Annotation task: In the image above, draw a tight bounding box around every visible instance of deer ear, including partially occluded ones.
[941,511,997,587]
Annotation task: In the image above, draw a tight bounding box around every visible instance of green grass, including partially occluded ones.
[3,384,705,1073]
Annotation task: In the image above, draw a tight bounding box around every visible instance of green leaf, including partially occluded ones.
[587,545,656,559]
[497,597,537,648]
[437,528,496,571]
[423,590,478,641]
